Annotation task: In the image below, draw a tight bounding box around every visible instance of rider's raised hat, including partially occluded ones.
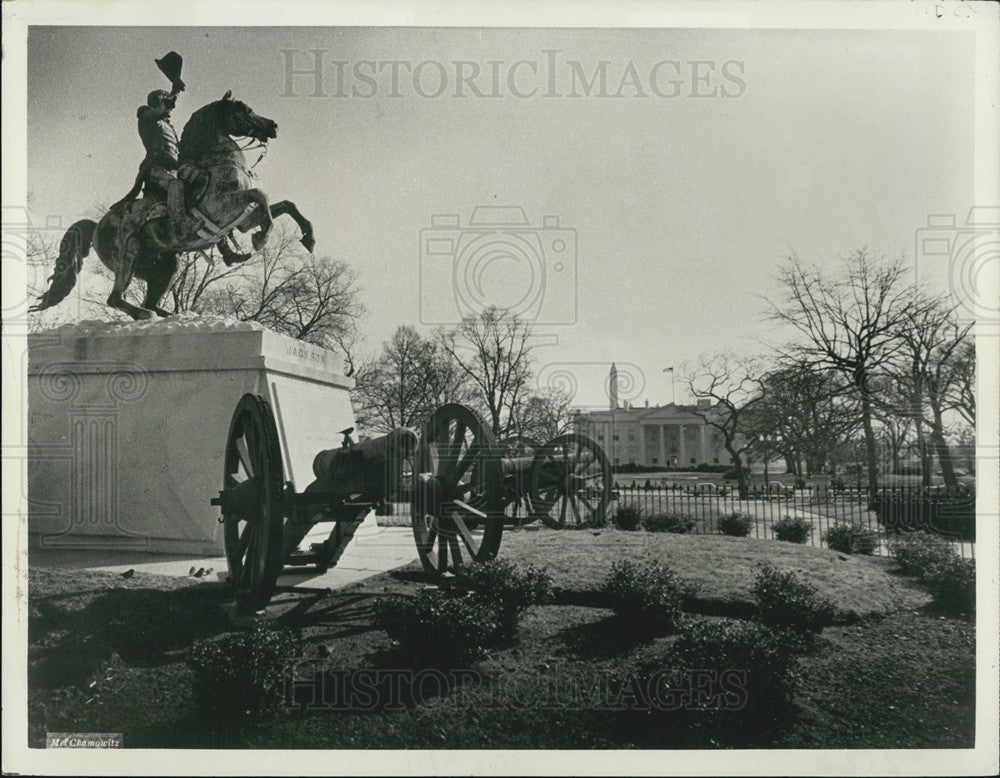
[155,52,184,84]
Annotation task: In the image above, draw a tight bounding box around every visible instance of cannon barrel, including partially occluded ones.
[500,454,535,476]
[311,427,418,501]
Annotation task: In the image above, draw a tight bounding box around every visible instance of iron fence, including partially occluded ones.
[381,483,976,558]
[607,484,976,558]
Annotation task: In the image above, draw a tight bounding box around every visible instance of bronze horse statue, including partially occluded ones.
[30,91,315,320]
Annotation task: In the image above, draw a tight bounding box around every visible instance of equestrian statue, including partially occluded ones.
[30,52,315,320]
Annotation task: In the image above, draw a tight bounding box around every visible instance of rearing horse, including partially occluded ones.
[30,91,315,320]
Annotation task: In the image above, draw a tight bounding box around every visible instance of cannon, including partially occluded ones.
[211,393,417,611]
[409,404,613,576]
[212,396,613,608]
[496,433,613,529]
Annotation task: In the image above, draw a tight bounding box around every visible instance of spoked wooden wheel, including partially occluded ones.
[411,404,503,576]
[220,393,285,611]
[498,435,542,524]
[530,434,612,529]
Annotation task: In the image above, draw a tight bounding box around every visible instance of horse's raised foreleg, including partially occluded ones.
[107,237,155,320]
[141,253,180,317]
[239,189,273,252]
[217,235,250,266]
[270,200,315,253]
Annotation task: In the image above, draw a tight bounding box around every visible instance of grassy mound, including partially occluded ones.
[498,527,929,620]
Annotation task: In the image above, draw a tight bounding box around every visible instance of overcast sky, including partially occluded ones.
[26,25,974,408]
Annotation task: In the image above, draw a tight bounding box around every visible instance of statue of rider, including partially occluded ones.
[132,52,249,265]
[137,83,185,237]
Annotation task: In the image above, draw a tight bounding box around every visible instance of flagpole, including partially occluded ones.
[663,367,675,405]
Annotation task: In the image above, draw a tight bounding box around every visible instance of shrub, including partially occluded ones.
[887,534,973,615]
[642,513,696,534]
[447,559,553,640]
[187,625,302,718]
[613,463,730,474]
[889,531,957,578]
[603,559,694,636]
[718,512,753,537]
[374,588,499,667]
[614,504,643,531]
[667,618,798,723]
[823,521,878,555]
[771,515,811,544]
[923,556,975,615]
[852,531,879,555]
[751,564,835,644]
[614,463,668,474]
[722,465,749,481]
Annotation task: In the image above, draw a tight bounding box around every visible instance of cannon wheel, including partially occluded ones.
[498,435,542,524]
[530,434,612,529]
[412,404,503,576]
[221,393,285,611]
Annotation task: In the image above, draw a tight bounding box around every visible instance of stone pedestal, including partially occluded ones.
[27,315,355,554]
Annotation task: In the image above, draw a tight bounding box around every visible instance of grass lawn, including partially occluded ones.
[498,529,928,619]
[27,529,973,749]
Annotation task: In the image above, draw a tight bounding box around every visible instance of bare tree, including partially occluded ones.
[168,247,248,314]
[881,314,932,484]
[875,292,971,489]
[752,361,859,478]
[922,320,973,490]
[948,424,976,476]
[682,351,765,498]
[947,338,975,428]
[870,383,915,477]
[439,307,534,436]
[351,326,471,434]
[352,327,434,433]
[764,250,918,490]
[198,226,365,371]
[516,386,575,442]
